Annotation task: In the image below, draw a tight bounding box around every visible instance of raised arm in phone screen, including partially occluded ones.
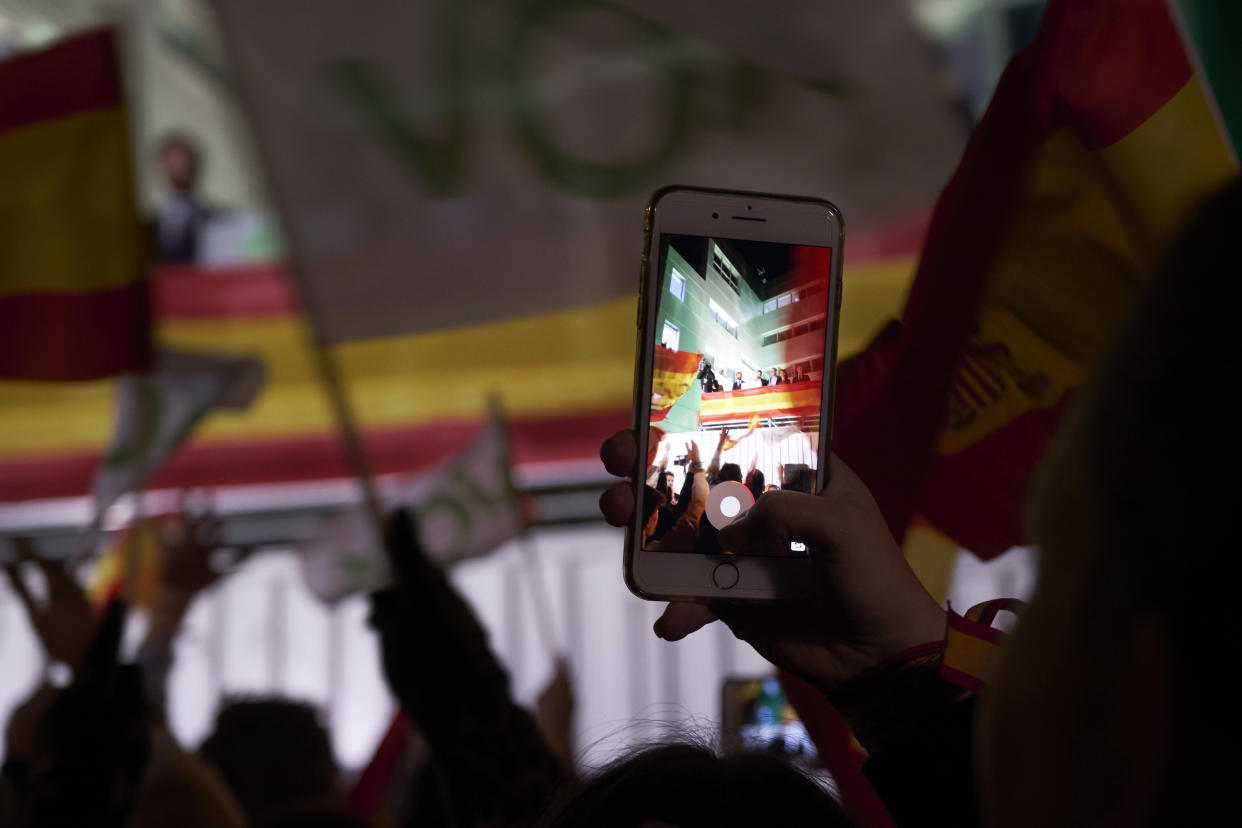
[599,429,945,692]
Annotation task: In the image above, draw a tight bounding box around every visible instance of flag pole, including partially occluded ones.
[519,531,563,658]
[210,34,387,542]
[306,338,387,535]
[489,392,564,659]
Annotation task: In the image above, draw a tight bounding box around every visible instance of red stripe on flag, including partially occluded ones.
[345,712,413,819]
[832,42,1049,543]
[0,281,151,381]
[846,208,930,263]
[0,408,630,502]
[0,29,124,133]
[652,344,702,375]
[952,372,991,409]
[151,264,303,320]
[1035,0,1192,148]
[960,355,1002,399]
[917,391,1076,559]
[780,671,895,828]
[938,664,986,695]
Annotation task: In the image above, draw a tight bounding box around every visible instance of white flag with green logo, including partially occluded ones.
[92,349,266,521]
[299,415,523,602]
[209,0,963,343]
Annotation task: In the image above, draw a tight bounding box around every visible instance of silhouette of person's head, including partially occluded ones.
[199,698,340,824]
[718,463,743,483]
[745,469,765,502]
[982,180,1242,827]
[543,744,851,827]
[641,484,664,540]
[158,132,202,194]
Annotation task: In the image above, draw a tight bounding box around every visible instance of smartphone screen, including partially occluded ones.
[640,232,833,557]
[721,676,818,765]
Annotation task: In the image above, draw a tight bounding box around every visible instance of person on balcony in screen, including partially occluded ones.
[732,371,744,391]
[780,368,791,384]
[153,132,218,265]
[768,368,782,386]
[743,371,764,390]
[793,364,809,382]
[698,361,721,393]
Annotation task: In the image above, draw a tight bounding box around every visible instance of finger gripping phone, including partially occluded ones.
[625,187,843,602]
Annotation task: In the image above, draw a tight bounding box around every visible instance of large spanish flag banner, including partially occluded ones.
[699,382,822,425]
[0,29,149,381]
[789,2,1236,822]
[835,0,1237,560]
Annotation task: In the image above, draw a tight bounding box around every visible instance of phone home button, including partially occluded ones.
[712,562,740,589]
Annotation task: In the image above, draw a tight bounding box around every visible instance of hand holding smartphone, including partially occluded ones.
[625,187,844,602]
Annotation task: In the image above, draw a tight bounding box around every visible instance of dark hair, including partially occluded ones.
[199,698,339,821]
[718,463,743,483]
[745,469,765,503]
[157,130,203,179]
[541,744,850,828]
[783,463,813,493]
[641,485,664,528]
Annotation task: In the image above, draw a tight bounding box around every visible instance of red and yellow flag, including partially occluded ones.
[0,29,149,381]
[701,384,821,426]
[649,345,701,423]
[835,0,1237,560]
[720,412,761,451]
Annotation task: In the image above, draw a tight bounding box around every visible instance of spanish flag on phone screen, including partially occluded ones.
[0,29,150,381]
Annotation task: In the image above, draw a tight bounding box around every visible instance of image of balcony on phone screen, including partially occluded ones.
[642,234,832,557]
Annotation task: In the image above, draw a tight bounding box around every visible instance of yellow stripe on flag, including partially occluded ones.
[0,107,142,296]
[0,254,917,458]
[942,619,1003,687]
[700,383,822,422]
[1095,76,1237,257]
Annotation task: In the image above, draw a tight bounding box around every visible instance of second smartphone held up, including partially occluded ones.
[626,187,844,603]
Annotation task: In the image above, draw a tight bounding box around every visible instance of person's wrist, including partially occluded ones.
[827,642,957,751]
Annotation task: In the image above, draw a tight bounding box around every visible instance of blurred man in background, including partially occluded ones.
[154,132,215,264]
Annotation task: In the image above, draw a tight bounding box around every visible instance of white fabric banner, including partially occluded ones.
[210,0,963,342]
[92,348,266,521]
[299,417,523,602]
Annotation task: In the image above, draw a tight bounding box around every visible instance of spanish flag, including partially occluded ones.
[0,29,150,381]
[649,345,702,423]
[793,5,1236,818]
[835,0,1237,559]
[700,383,822,426]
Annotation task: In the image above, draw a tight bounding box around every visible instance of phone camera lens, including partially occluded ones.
[712,212,719,219]
[746,204,752,211]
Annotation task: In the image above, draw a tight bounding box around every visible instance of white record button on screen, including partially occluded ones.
[706,481,755,530]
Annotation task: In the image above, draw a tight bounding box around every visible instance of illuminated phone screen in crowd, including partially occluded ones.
[722,677,819,766]
[641,233,832,557]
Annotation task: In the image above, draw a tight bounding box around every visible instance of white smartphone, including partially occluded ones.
[625,186,843,602]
